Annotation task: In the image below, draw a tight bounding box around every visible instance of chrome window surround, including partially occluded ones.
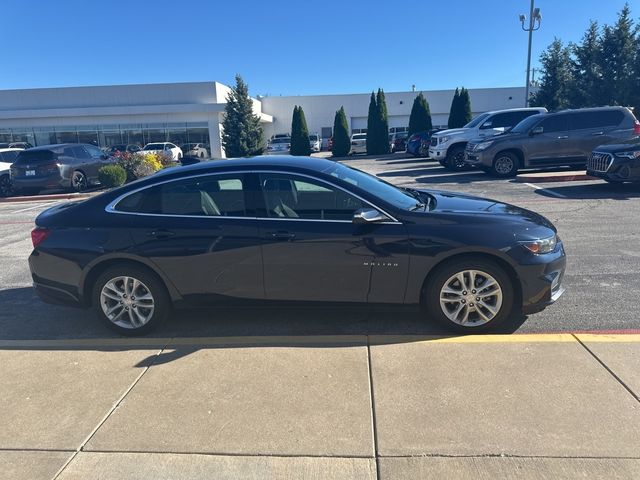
[105,170,401,224]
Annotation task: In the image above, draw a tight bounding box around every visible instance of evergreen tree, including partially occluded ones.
[447,88,460,128]
[376,88,390,154]
[221,75,264,158]
[332,107,350,157]
[408,92,433,136]
[290,106,311,156]
[366,92,377,154]
[530,39,573,111]
[569,21,604,107]
[459,87,472,125]
[600,4,636,106]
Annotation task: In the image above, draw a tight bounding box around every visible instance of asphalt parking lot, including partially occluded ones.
[1,154,640,340]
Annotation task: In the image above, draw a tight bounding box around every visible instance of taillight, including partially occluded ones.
[31,227,50,248]
[634,121,640,135]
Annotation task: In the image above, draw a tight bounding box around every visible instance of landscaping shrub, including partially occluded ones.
[115,152,161,181]
[98,164,127,188]
[332,107,350,157]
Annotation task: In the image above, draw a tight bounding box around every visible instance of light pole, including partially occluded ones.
[520,1,541,106]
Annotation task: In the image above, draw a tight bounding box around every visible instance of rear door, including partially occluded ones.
[565,111,621,164]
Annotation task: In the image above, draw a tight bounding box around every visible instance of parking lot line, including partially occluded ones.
[524,182,569,199]
[8,203,58,214]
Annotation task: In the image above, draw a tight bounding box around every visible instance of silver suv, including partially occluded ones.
[429,107,547,170]
[465,106,640,177]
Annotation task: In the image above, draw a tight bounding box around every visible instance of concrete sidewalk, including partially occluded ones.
[1,334,638,480]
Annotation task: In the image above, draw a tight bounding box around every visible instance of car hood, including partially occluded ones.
[419,189,556,231]
[433,128,468,138]
[593,139,640,153]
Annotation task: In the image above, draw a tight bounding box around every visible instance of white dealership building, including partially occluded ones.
[0,81,528,158]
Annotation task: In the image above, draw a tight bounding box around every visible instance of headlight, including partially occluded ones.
[615,150,640,159]
[475,140,494,151]
[521,235,558,254]
[438,136,450,144]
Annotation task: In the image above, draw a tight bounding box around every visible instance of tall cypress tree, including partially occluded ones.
[447,88,460,128]
[290,105,311,156]
[366,92,377,154]
[376,88,390,154]
[459,87,472,125]
[530,39,573,111]
[408,92,433,136]
[332,107,350,157]
[221,74,264,158]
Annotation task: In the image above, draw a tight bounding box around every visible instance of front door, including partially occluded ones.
[257,172,408,303]
[526,115,571,167]
[114,172,264,303]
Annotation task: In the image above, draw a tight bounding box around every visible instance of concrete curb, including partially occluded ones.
[516,171,597,183]
[0,192,96,203]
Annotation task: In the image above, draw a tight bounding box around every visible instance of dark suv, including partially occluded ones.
[11,143,114,195]
[465,107,640,177]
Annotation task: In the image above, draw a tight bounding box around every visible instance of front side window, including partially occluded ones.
[85,145,103,158]
[539,115,568,133]
[259,173,365,221]
[114,174,248,217]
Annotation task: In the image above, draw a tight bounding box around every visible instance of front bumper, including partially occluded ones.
[587,157,640,183]
[464,148,492,167]
[517,242,567,315]
[428,145,447,159]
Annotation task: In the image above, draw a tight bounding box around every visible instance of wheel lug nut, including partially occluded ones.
[123,294,127,298]
[131,296,135,300]
[461,299,466,303]
[476,297,480,301]
[470,303,474,307]
[472,290,476,294]
[462,291,467,295]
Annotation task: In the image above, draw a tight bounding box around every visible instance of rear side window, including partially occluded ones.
[14,150,56,164]
[539,115,568,133]
[114,174,248,217]
[72,146,91,159]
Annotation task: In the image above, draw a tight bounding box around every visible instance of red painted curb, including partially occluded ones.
[516,173,597,183]
[0,192,94,203]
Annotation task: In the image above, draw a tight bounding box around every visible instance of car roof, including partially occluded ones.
[19,143,93,151]
[0,148,23,153]
[551,106,632,115]
[484,107,547,115]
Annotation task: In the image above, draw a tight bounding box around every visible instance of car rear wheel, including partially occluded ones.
[71,170,87,192]
[446,145,467,171]
[93,266,171,336]
[424,259,514,333]
[0,174,12,197]
[491,152,519,178]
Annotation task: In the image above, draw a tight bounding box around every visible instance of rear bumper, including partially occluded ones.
[33,281,83,308]
[12,174,68,192]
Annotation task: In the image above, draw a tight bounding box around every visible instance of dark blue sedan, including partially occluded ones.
[29,156,566,335]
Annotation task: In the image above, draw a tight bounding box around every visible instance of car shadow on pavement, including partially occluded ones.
[0,287,528,345]
[532,182,640,200]
[414,171,495,185]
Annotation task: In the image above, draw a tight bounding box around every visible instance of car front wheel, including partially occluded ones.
[0,174,12,197]
[93,266,171,336]
[424,259,514,333]
[446,145,468,171]
[491,152,519,177]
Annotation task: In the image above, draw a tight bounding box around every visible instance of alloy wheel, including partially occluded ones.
[494,156,515,175]
[439,269,503,326]
[0,175,11,197]
[72,171,87,191]
[100,276,155,329]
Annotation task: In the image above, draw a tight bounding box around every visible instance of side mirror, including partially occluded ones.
[353,208,389,224]
[531,126,544,136]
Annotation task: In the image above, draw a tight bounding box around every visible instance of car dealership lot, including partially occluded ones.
[1,157,640,479]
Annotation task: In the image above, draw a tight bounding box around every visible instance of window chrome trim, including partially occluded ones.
[104,169,402,224]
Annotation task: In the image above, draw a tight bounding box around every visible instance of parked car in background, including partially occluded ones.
[266,137,291,155]
[309,133,321,152]
[407,129,441,157]
[0,143,10,149]
[181,143,208,158]
[350,133,367,154]
[587,138,640,184]
[9,142,33,149]
[107,144,141,155]
[141,142,182,161]
[430,107,547,170]
[11,144,115,195]
[29,156,565,335]
[465,106,640,177]
[0,148,22,196]
[389,132,409,152]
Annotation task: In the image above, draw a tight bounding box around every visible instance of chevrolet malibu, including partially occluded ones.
[29,157,566,335]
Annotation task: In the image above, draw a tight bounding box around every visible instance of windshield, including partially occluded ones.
[323,162,420,211]
[271,138,290,144]
[143,144,163,150]
[309,135,319,141]
[510,114,544,134]
[353,134,366,140]
[463,113,491,128]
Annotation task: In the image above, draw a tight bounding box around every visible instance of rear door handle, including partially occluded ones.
[557,135,569,139]
[269,231,296,241]
[147,229,175,239]
[591,132,604,136]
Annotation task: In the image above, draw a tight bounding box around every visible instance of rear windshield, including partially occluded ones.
[309,135,319,141]
[353,134,367,140]
[143,144,164,150]
[14,150,56,164]
[270,138,290,144]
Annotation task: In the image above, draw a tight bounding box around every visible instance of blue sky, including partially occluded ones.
[0,0,634,96]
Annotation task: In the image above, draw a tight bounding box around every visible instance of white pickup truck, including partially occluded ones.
[429,107,547,171]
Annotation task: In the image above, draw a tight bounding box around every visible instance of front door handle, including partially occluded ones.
[147,229,175,239]
[269,231,296,241]
[591,132,604,136]
[557,135,569,139]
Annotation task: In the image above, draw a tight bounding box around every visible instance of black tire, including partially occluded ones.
[491,152,519,178]
[418,144,429,157]
[423,258,514,333]
[446,145,468,171]
[199,152,204,158]
[0,174,12,197]
[71,170,87,192]
[92,265,171,336]
[438,158,447,167]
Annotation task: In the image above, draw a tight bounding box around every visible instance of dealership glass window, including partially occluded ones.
[167,123,188,147]
[78,126,99,146]
[186,126,209,147]
[99,126,123,147]
[120,125,143,147]
[321,127,332,139]
[144,124,166,144]
[11,130,37,146]
[0,129,12,143]
[33,128,56,146]
[55,128,78,144]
